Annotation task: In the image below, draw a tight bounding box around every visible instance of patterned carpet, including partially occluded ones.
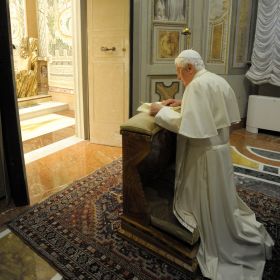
[8,159,280,280]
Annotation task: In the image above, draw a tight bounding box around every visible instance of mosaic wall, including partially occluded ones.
[207,0,231,64]
[37,0,74,91]
[9,0,26,48]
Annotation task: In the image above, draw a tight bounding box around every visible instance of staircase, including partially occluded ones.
[17,95,79,163]
[18,94,69,120]
[18,94,75,145]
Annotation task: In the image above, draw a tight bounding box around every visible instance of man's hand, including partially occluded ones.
[150,103,163,116]
[161,99,181,107]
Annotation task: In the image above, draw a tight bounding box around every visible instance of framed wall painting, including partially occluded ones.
[153,26,185,64]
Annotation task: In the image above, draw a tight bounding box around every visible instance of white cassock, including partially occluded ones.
[155,69,274,280]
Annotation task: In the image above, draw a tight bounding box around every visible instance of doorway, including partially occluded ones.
[1,0,130,210]
[9,0,79,164]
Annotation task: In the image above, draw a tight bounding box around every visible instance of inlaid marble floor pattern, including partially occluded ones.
[0,128,279,279]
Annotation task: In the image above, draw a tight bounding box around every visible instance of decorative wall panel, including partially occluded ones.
[153,26,185,63]
[154,0,186,22]
[133,0,189,113]
[9,0,26,48]
[37,0,73,91]
[152,0,189,64]
[155,81,179,100]
[207,0,230,64]
[233,0,252,68]
[150,77,183,102]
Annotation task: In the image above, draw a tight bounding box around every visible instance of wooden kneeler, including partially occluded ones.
[119,112,200,272]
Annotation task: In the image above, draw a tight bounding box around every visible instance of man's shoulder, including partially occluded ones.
[202,70,221,80]
[192,70,218,85]
[200,71,230,86]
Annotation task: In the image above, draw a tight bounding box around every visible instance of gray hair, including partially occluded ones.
[175,49,205,71]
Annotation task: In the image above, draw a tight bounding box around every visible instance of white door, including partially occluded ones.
[87,0,129,147]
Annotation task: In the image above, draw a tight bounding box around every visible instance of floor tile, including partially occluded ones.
[0,228,59,280]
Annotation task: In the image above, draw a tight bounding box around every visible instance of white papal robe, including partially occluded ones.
[155,69,274,280]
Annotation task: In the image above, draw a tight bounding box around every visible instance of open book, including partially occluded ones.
[137,102,181,113]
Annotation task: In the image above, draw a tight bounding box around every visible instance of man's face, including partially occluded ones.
[176,64,196,87]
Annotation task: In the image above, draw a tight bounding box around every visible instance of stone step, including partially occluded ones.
[19,101,69,120]
[18,94,52,108]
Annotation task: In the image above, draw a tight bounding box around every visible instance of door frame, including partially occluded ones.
[72,0,89,139]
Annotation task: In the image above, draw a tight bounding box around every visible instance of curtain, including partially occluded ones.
[245,0,280,86]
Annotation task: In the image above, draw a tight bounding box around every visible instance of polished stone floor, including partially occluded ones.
[0,124,279,279]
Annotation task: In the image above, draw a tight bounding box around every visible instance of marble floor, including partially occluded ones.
[0,126,279,279]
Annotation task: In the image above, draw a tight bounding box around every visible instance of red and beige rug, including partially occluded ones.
[9,159,280,279]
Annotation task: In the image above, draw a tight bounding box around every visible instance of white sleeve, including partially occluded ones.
[154,106,182,133]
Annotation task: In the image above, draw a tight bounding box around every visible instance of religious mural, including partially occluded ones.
[37,0,74,91]
[9,0,26,48]
[158,30,180,59]
[207,0,230,64]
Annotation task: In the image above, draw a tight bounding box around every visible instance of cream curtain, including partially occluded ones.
[245,0,280,86]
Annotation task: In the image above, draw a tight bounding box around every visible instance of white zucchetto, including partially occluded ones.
[177,49,202,60]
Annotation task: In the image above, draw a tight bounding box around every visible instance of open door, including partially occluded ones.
[87,0,130,147]
[0,0,29,206]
